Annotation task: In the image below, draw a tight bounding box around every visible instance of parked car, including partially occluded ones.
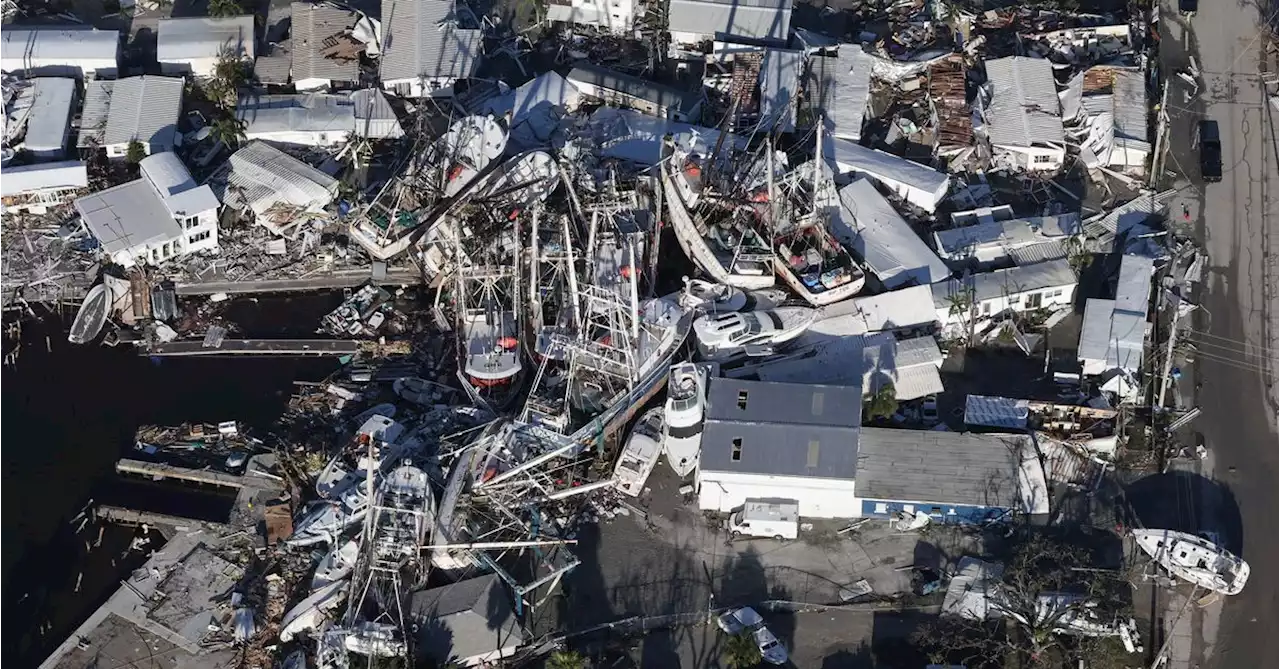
[716,607,789,665]
[1198,120,1222,183]
[921,395,939,424]
[1179,0,1197,15]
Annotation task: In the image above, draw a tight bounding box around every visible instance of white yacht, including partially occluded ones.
[311,539,360,591]
[614,408,663,496]
[693,307,816,361]
[663,362,707,477]
[1132,529,1250,595]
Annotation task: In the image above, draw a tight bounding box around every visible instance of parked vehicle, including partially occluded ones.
[921,395,939,424]
[725,498,799,541]
[716,607,789,665]
[1198,120,1222,183]
[1179,0,1197,15]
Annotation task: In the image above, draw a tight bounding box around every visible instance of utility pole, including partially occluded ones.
[1158,289,1182,409]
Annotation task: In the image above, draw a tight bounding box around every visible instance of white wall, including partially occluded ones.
[696,470,859,518]
[244,129,352,147]
[295,77,332,93]
[181,209,220,254]
[993,144,1065,172]
[159,57,218,78]
[936,281,1077,330]
[384,77,462,99]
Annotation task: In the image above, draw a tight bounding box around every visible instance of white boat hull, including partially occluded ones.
[774,261,865,307]
[615,409,663,496]
[1132,529,1250,595]
[311,539,360,591]
[68,283,111,345]
[661,159,775,291]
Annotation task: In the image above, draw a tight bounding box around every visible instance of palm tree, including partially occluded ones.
[210,116,246,149]
[721,632,761,669]
[945,290,974,343]
[124,139,147,164]
[207,0,242,17]
[863,381,898,421]
[545,649,587,669]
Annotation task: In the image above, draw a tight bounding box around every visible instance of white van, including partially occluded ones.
[725,498,799,541]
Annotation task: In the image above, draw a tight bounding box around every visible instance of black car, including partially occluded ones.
[1198,120,1223,183]
[1179,0,1197,14]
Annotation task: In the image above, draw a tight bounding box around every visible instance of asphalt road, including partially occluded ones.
[1160,0,1278,666]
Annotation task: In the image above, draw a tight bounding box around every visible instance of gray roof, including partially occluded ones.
[409,574,523,664]
[567,63,701,116]
[700,378,862,479]
[758,49,802,131]
[380,0,483,83]
[139,151,220,217]
[964,395,1030,430]
[215,140,338,215]
[81,76,183,148]
[291,2,361,83]
[236,92,356,136]
[931,258,1077,308]
[254,40,293,84]
[831,178,951,288]
[0,160,87,196]
[76,79,112,147]
[1077,254,1152,372]
[824,136,950,210]
[76,179,180,255]
[1111,69,1150,151]
[933,214,1082,262]
[352,88,405,138]
[23,77,75,154]
[667,0,792,42]
[817,283,939,335]
[157,16,255,62]
[983,56,1064,148]
[819,43,873,141]
[1,27,119,72]
[855,428,1031,508]
[861,333,944,401]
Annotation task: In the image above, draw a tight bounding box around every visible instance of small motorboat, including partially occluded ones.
[352,403,397,425]
[311,539,360,591]
[279,579,348,642]
[288,485,370,547]
[663,362,708,477]
[68,282,111,345]
[678,278,792,315]
[614,408,663,497]
[394,377,444,406]
[693,306,816,361]
[1132,529,1250,595]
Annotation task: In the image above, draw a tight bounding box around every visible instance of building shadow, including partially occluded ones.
[1124,471,1244,556]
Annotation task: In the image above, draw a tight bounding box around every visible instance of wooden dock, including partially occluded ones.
[174,267,422,296]
[146,338,363,357]
[115,459,277,490]
[93,505,227,531]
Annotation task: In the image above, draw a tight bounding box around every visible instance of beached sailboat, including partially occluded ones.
[693,306,816,360]
[660,139,776,290]
[68,282,111,344]
[615,408,663,496]
[1132,529,1250,595]
[663,362,708,477]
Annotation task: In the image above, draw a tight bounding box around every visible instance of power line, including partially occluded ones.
[1186,348,1277,375]
[1183,335,1277,358]
[1185,329,1279,351]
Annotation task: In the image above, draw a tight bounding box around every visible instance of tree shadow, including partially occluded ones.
[820,643,875,669]
[413,613,457,667]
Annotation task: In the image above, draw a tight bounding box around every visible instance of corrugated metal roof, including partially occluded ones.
[236,92,356,136]
[1,28,119,69]
[351,88,404,138]
[667,0,791,42]
[23,77,75,154]
[831,178,951,288]
[861,333,944,400]
[567,62,700,115]
[0,160,87,196]
[380,0,483,83]
[855,428,1037,509]
[254,40,293,85]
[964,395,1030,429]
[216,140,337,216]
[818,283,939,335]
[824,136,949,211]
[76,78,112,147]
[931,258,1077,308]
[934,213,1082,262]
[102,76,184,148]
[983,56,1064,147]
[1007,240,1068,266]
[758,48,801,132]
[819,44,872,141]
[1081,190,1175,252]
[157,16,255,62]
[75,179,179,255]
[700,379,861,479]
[292,2,360,83]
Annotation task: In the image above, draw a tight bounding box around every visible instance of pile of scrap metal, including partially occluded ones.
[319,282,398,337]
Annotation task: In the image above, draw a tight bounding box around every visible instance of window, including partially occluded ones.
[874,502,888,514]
[981,302,991,315]
[1026,292,1043,309]
[189,230,211,244]
[811,392,824,415]
[731,438,743,461]
[161,242,171,257]
[737,390,748,410]
[806,440,820,468]
[182,215,199,230]
[1033,154,1056,164]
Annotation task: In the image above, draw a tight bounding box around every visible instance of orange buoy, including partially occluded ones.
[499,337,518,349]
[684,163,702,178]
[619,265,633,279]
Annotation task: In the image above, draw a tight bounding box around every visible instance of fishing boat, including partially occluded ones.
[1132,529,1250,595]
[369,462,436,573]
[312,539,360,591]
[660,139,776,290]
[453,264,524,409]
[68,282,111,344]
[349,114,508,261]
[614,408,663,496]
[663,362,708,477]
[693,306,816,360]
[430,443,485,572]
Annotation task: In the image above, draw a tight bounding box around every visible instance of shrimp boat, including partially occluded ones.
[68,282,111,344]
[663,362,708,477]
[1132,529,1250,595]
[450,261,525,410]
[350,114,508,261]
[368,462,436,581]
[660,138,776,290]
[693,306,816,360]
[614,408,663,496]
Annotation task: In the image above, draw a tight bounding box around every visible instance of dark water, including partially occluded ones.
[1,294,345,667]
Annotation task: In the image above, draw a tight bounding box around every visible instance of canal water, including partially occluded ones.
[0,292,346,667]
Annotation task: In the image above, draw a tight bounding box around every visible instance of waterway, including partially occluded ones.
[0,293,345,667]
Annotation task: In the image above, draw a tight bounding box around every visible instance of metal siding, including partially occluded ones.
[700,476,859,517]
[219,140,338,215]
[831,178,950,288]
[983,56,1064,147]
[667,0,791,41]
[930,258,1076,308]
[381,0,483,85]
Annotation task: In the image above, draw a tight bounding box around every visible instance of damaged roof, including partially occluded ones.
[567,62,701,116]
[667,0,792,43]
[831,178,951,289]
[380,0,483,83]
[1077,254,1153,372]
[78,75,183,148]
[157,16,255,62]
[291,2,361,84]
[213,140,338,217]
[236,92,355,138]
[818,44,873,142]
[933,213,1082,264]
[931,258,1077,308]
[983,56,1064,148]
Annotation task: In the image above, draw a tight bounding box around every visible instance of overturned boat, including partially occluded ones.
[663,362,707,477]
[693,306,816,361]
[68,282,111,345]
[615,408,663,496]
[1132,529,1250,595]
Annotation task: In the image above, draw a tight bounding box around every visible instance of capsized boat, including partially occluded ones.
[693,306,816,360]
[288,484,371,547]
[615,408,663,497]
[1132,529,1250,595]
[311,539,360,591]
[68,282,111,345]
[663,362,707,477]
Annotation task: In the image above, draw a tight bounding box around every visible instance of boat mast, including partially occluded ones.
[563,215,583,331]
[812,111,824,202]
[766,133,778,236]
[528,205,541,331]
